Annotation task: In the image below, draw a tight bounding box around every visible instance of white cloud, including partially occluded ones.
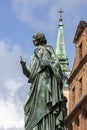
[4,78,24,97]
[0,39,29,130]
[10,0,56,31]
[0,39,28,88]
[0,99,24,130]
[10,0,87,29]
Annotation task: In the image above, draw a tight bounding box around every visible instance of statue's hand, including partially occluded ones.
[20,56,26,66]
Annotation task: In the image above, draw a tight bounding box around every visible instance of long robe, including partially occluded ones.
[22,45,64,130]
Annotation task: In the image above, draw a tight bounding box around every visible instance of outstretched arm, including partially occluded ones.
[20,56,30,78]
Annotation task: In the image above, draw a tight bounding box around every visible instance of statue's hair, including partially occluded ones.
[33,32,47,45]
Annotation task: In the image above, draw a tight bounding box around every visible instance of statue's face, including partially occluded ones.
[33,38,39,46]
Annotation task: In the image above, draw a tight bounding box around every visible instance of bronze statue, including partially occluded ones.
[20,32,64,130]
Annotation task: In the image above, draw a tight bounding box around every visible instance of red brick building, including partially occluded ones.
[65,21,87,130]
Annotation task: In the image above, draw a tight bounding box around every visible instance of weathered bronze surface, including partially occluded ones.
[20,32,64,130]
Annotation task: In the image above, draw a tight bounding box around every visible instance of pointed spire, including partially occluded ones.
[56,9,67,58]
[55,9,71,87]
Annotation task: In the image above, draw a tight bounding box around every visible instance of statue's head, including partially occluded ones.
[32,32,47,46]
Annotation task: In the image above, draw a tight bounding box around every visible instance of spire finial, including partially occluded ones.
[57,9,64,22]
[57,8,64,17]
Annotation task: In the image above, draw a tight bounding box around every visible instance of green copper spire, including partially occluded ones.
[56,10,71,87]
[56,10,67,59]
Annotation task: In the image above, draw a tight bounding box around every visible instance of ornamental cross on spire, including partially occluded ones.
[57,9,64,17]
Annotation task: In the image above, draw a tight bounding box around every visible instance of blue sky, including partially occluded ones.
[0,0,87,130]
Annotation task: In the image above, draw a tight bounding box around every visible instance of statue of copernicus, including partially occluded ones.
[20,32,64,130]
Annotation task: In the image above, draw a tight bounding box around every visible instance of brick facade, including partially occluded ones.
[65,21,87,130]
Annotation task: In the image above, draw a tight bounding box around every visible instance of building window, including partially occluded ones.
[74,116,79,130]
[72,87,75,106]
[63,96,67,118]
[68,123,73,130]
[79,43,82,61]
[84,109,87,120]
[75,116,79,126]
[79,78,82,98]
